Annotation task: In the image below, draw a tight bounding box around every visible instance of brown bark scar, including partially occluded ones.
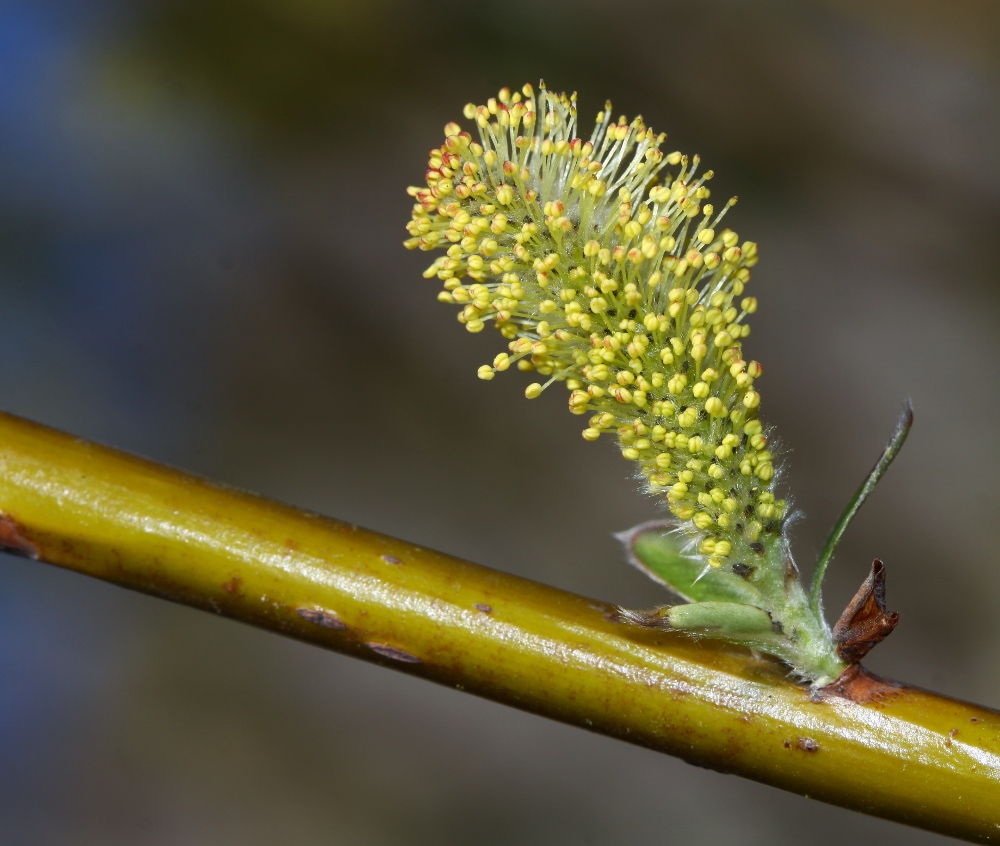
[797,737,819,752]
[297,607,348,630]
[818,663,903,704]
[367,643,421,663]
[0,513,39,559]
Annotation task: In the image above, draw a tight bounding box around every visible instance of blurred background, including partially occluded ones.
[0,0,998,843]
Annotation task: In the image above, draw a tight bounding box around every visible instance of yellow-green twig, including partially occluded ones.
[0,411,997,842]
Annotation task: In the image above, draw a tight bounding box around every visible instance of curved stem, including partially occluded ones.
[809,401,913,615]
[0,410,996,843]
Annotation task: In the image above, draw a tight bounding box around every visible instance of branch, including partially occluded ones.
[0,411,996,842]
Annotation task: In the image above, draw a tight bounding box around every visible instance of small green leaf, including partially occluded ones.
[662,600,797,661]
[667,601,775,637]
[809,402,913,614]
[623,523,765,606]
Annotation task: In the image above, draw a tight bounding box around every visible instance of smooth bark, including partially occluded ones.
[0,411,996,842]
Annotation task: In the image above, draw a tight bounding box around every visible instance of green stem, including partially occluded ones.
[0,410,997,843]
[810,402,913,615]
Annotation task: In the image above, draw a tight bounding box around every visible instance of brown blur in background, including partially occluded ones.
[0,1,998,843]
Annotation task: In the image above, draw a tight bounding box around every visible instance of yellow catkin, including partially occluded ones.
[405,83,785,570]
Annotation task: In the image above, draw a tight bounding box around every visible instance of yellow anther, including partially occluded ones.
[477,365,495,380]
[525,383,543,399]
[693,512,714,530]
[677,408,698,428]
[705,397,726,417]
